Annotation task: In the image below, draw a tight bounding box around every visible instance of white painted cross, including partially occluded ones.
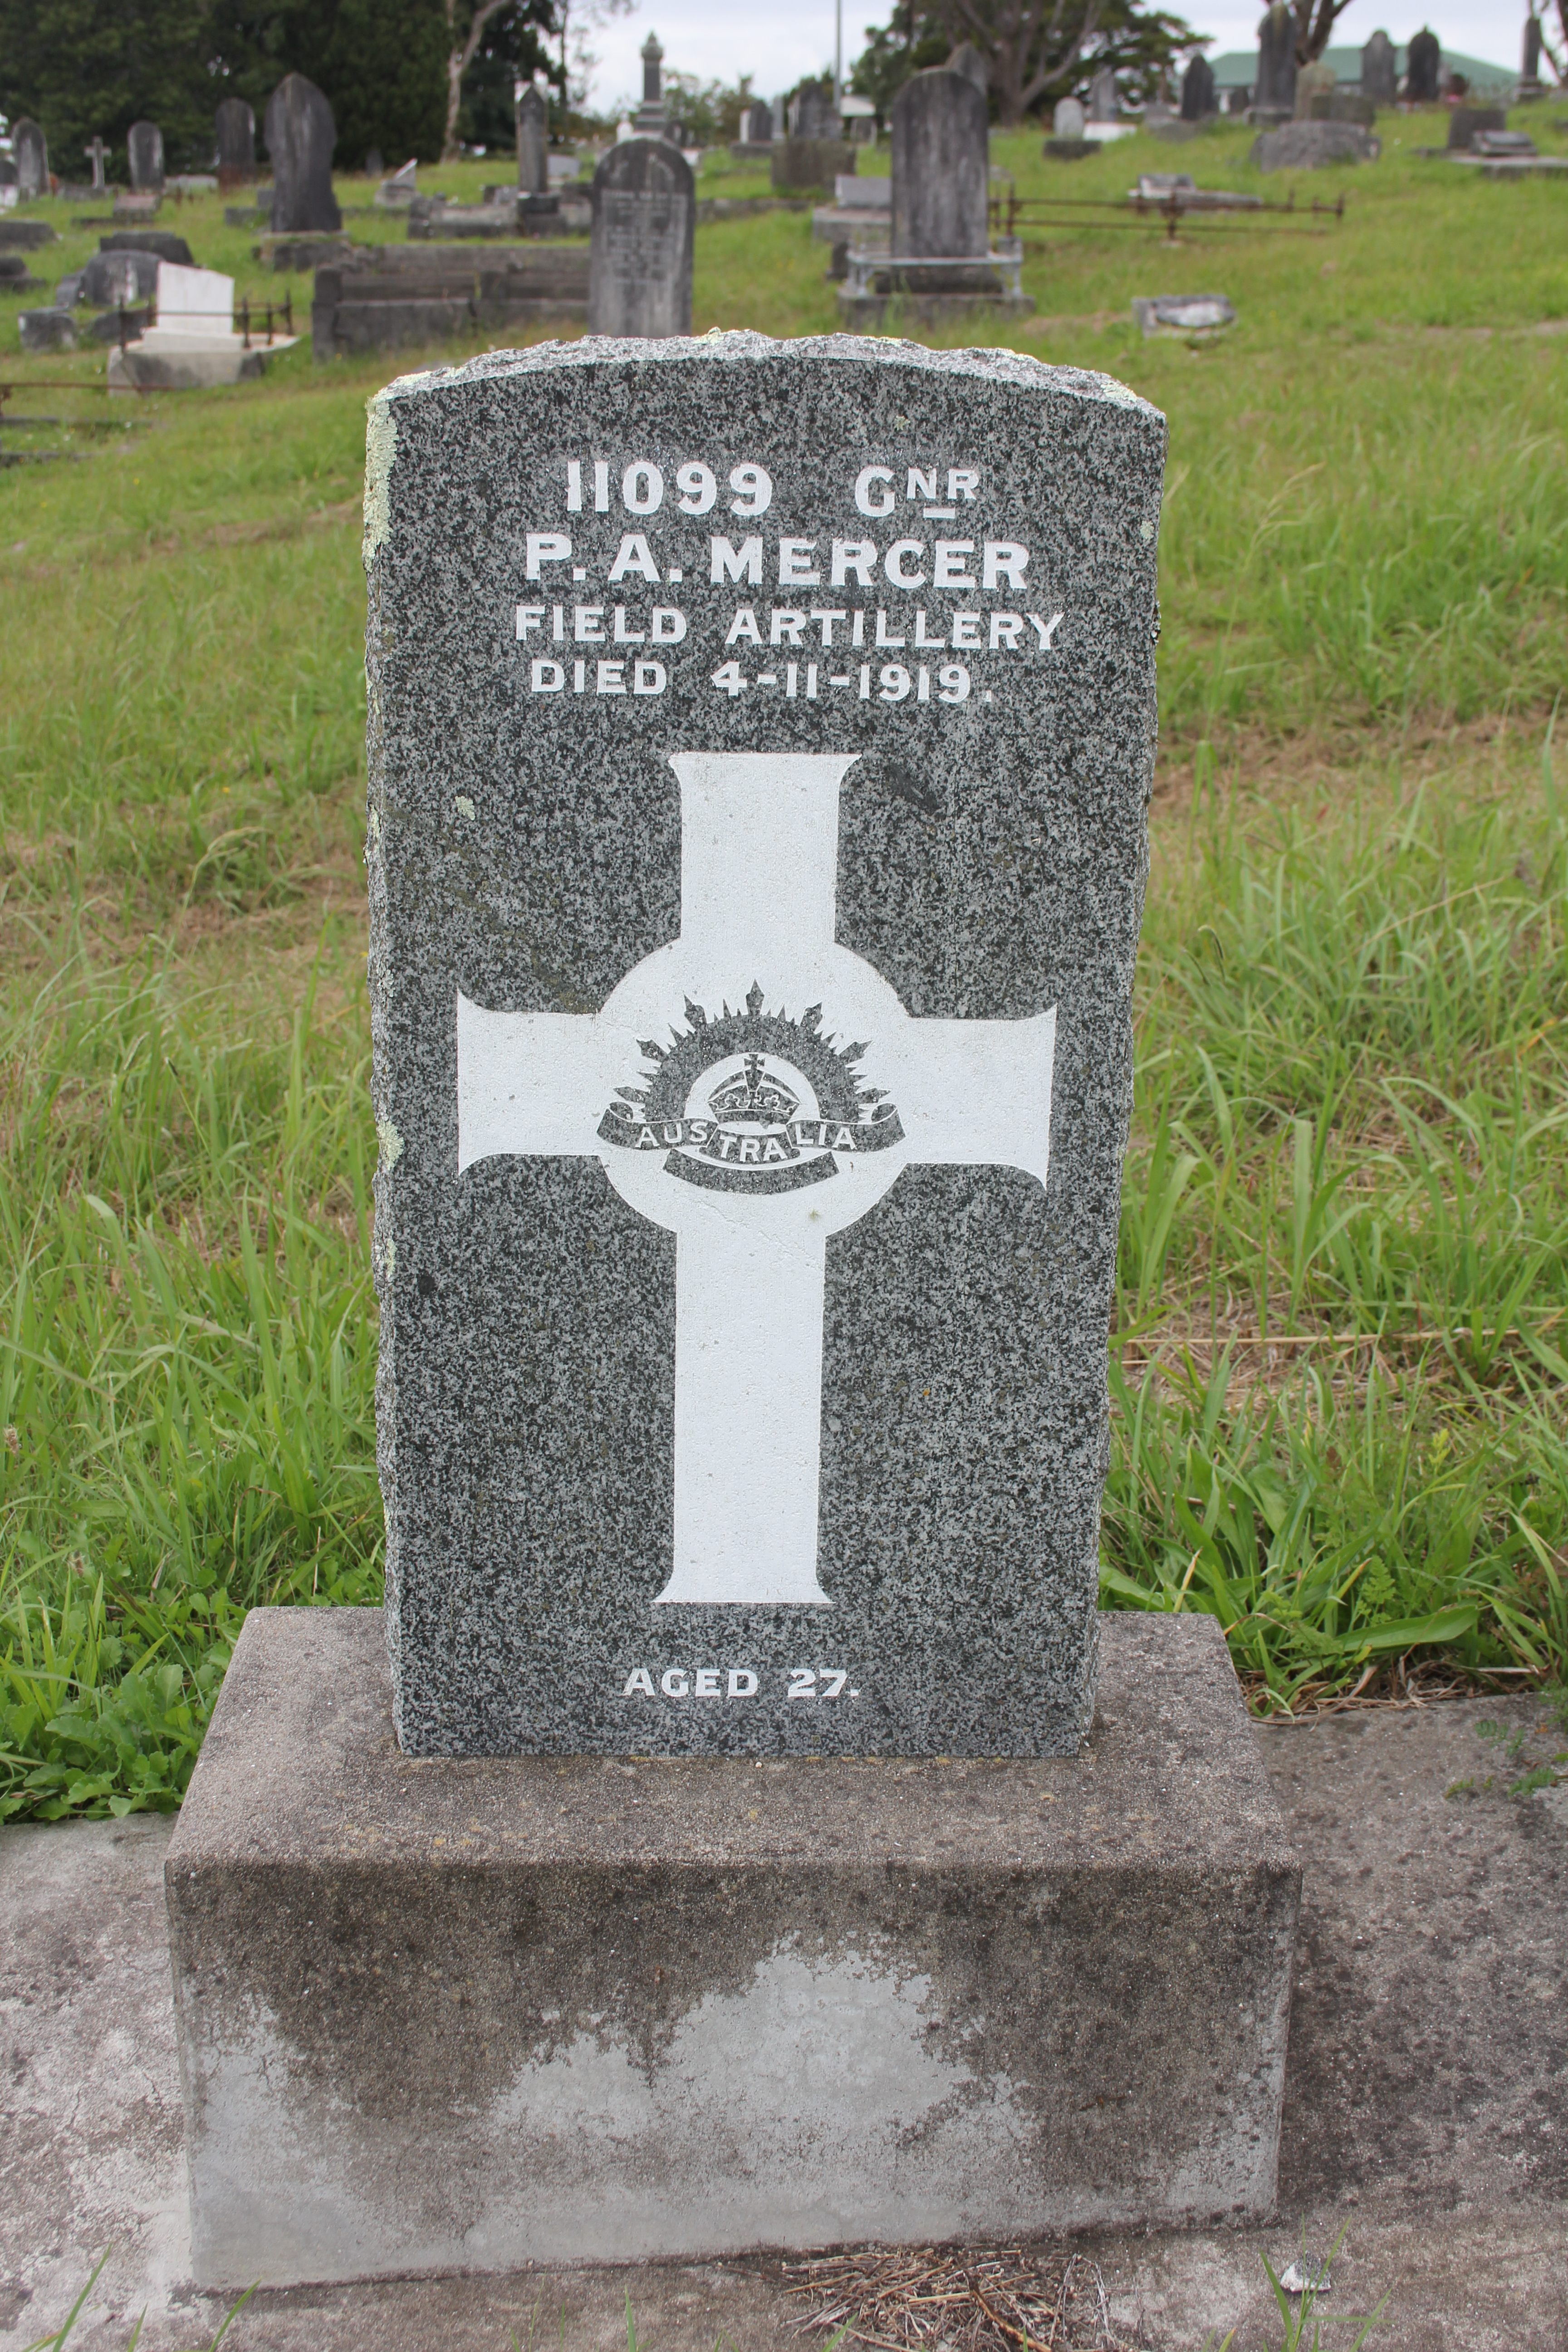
[457,753,1055,1607]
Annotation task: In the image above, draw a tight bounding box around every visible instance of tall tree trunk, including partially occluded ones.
[443,0,511,161]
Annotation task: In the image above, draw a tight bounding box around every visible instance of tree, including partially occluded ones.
[1284,0,1357,65]
[849,0,1200,128]
[459,0,561,153]
[207,0,451,167]
[0,0,214,176]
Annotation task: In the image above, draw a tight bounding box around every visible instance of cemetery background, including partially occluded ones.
[1,110,1567,1816]
[0,87,1565,2352]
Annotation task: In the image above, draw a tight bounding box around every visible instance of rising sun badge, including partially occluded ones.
[597,982,904,1194]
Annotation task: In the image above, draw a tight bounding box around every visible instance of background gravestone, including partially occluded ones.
[793,80,839,139]
[633,34,668,136]
[1053,96,1087,139]
[215,98,255,189]
[892,60,988,258]
[265,73,342,233]
[587,138,693,336]
[1360,29,1397,105]
[1253,2,1297,118]
[127,121,165,192]
[1087,65,1119,119]
[12,118,48,200]
[84,135,108,191]
[746,100,773,143]
[515,84,548,191]
[361,333,1164,1759]
[1405,26,1441,102]
[1521,13,1544,92]
[1252,119,1379,167]
[1181,55,1216,118]
[1294,58,1336,118]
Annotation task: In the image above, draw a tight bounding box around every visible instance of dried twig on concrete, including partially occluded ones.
[784,2246,1138,2352]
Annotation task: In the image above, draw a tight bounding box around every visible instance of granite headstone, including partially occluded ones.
[216,98,256,188]
[892,62,988,257]
[587,140,694,337]
[1360,30,1397,105]
[1181,55,1216,118]
[265,73,342,233]
[516,83,549,192]
[1254,3,1297,117]
[127,120,165,192]
[1053,96,1087,139]
[1405,27,1441,102]
[1087,66,1120,120]
[12,118,48,200]
[361,333,1165,1759]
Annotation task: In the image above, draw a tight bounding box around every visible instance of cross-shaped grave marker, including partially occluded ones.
[458,751,1055,1607]
[84,137,108,192]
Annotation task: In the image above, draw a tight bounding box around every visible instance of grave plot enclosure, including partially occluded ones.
[364,334,1165,1759]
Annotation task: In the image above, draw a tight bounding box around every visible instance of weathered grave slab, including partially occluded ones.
[515,83,549,192]
[166,1606,1298,2285]
[12,118,48,200]
[1361,29,1397,106]
[587,141,694,338]
[362,333,1161,1759]
[7,1690,1566,2347]
[1251,120,1380,168]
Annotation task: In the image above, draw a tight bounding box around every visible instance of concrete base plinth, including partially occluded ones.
[166,1608,1299,2288]
[838,288,1037,329]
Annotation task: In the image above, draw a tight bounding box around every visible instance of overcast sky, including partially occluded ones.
[585,0,1539,115]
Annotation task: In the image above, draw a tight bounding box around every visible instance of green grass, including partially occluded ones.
[2,116,1567,1812]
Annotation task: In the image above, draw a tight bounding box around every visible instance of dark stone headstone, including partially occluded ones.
[127,120,165,192]
[82,248,161,304]
[1181,55,1216,119]
[265,73,342,233]
[19,308,78,351]
[1360,30,1397,105]
[793,80,839,140]
[216,98,256,189]
[771,138,854,191]
[891,62,988,258]
[1226,86,1250,114]
[365,148,384,178]
[12,118,48,200]
[516,83,549,192]
[1254,3,1297,118]
[360,335,1164,1759]
[633,33,667,136]
[1087,66,1119,120]
[1316,89,1377,126]
[1446,104,1506,150]
[1523,14,1544,84]
[587,137,693,336]
[0,156,17,196]
[1405,27,1441,103]
[0,218,56,248]
[87,306,147,343]
[746,100,773,143]
[99,229,196,266]
[1251,119,1380,167]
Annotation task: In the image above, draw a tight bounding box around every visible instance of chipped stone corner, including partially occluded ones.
[362,395,396,569]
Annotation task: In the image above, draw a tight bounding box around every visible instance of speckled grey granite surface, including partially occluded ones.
[363,332,1166,1757]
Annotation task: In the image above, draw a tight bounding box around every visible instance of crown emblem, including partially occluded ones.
[707,1053,799,1128]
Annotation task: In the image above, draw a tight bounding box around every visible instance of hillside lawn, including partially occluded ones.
[2,109,1566,1816]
